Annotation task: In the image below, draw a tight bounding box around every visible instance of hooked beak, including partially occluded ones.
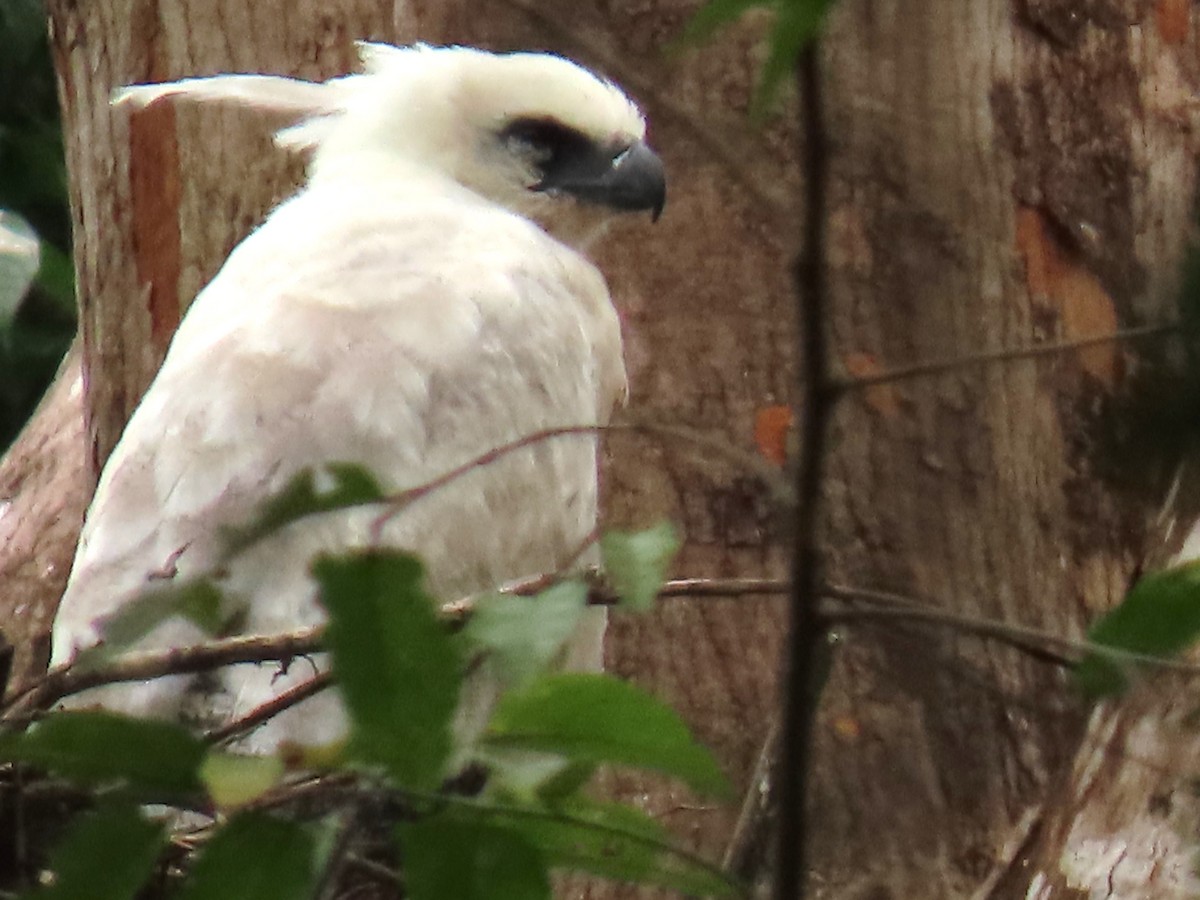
[536,139,666,222]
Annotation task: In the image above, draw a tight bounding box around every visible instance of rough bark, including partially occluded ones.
[0,342,86,690]
[6,0,1198,897]
[809,0,1200,895]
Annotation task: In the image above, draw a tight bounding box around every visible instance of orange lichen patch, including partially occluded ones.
[831,715,861,741]
[1014,207,1121,388]
[842,352,901,417]
[1156,0,1189,44]
[754,405,793,467]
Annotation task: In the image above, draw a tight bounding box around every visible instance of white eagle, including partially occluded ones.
[50,44,664,752]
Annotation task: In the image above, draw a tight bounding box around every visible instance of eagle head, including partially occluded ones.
[313,44,665,243]
[114,44,665,246]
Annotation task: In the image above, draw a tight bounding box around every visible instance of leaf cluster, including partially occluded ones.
[0,466,733,899]
[677,0,836,116]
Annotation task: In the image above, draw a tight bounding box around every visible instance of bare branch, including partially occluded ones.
[834,322,1179,393]
[370,419,791,540]
[1,627,322,721]
[205,672,333,745]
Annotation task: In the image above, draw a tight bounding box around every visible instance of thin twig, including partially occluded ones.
[13,573,1200,728]
[369,420,791,540]
[824,583,1200,674]
[1,628,322,721]
[723,719,781,880]
[5,575,788,719]
[661,577,788,597]
[313,811,360,900]
[823,584,1074,667]
[776,44,831,900]
[833,322,1178,393]
[205,672,333,745]
[344,854,402,888]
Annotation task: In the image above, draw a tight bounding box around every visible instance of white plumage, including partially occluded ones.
[51,44,664,752]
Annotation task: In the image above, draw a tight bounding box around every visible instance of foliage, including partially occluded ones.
[23,802,164,900]
[0,466,736,898]
[1075,561,1200,698]
[678,0,836,115]
[600,522,681,612]
[0,0,75,452]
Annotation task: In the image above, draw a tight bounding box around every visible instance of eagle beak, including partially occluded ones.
[537,139,666,222]
[606,141,666,222]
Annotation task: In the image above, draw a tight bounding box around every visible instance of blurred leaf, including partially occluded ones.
[442,797,738,897]
[176,813,317,900]
[676,0,766,44]
[73,579,227,670]
[36,240,75,312]
[24,802,162,900]
[753,0,831,117]
[600,522,680,612]
[314,551,461,789]
[1077,561,1200,697]
[0,122,68,215]
[534,760,596,803]
[0,711,205,795]
[0,0,53,93]
[484,674,730,798]
[200,751,285,809]
[222,464,386,557]
[0,209,38,324]
[464,581,587,685]
[400,819,550,900]
[676,0,835,117]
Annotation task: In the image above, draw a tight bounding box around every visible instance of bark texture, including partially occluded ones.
[811,0,1200,895]
[0,342,86,690]
[4,0,1198,897]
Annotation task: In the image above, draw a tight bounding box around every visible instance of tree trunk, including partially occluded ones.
[0,341,86,689]
[7,0,1197,897]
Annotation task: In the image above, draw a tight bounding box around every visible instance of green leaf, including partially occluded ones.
[484,674,729,798]
[27,802,162,900]
[464,581,587,685]
[176,813,317,900]
[675,0,767,45]
[600,522,680,612]
[74,579,226,669]
[399,819,550,900]
[222,463,386,557]
[1077,561,1200,697]
[673,0,834,117]
[314,551,461,789]
[752,0,831,118]
[0,711,205,795]
[534,760,597,803]
[200,751,285,809]
[439,797,739,897]
[35,240,75,313]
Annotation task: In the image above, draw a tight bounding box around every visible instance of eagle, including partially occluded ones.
[50,44,664,752]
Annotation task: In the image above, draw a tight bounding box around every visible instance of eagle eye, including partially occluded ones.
[501,117,596,168]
